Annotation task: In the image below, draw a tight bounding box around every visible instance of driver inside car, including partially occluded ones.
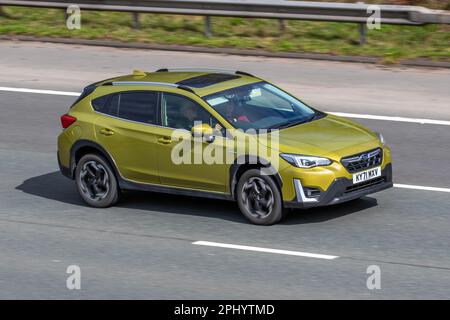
[214,99,250,132]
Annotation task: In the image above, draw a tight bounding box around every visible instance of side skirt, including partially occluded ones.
[119,179,234,201]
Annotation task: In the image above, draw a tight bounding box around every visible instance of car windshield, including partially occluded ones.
[204,82,321,130]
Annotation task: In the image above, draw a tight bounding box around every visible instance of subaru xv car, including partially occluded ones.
[58,68,393,225]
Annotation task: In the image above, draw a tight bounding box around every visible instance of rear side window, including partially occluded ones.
[92,91,158,125]
[92,94,114,114]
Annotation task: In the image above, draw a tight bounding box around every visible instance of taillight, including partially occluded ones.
[61,114,77,129]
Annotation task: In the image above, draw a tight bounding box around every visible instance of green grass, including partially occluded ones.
[0,7,449,63]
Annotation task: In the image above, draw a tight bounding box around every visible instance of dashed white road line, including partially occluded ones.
[192,241,339,260]
[394,183,450,193]
[0,86,80,96]
[328,111,450,126]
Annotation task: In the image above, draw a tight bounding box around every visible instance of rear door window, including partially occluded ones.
[117,91,158,124]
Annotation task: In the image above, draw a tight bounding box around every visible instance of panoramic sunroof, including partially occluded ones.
[176,73,240,88]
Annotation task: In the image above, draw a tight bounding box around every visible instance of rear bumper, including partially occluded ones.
[284,163,393,209]
[58,151,73,179]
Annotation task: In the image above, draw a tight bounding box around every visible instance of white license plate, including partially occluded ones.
[352,166,381,184]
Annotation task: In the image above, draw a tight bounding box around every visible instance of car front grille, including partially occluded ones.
[341,148,382,173]
[344,177,386,194]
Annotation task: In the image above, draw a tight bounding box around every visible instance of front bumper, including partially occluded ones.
[284,163,393,209]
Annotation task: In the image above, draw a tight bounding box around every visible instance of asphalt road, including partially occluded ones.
[0,41,449,299]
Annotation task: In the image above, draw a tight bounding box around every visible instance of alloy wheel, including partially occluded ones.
[79,160,110,201]
[241,176,274,219]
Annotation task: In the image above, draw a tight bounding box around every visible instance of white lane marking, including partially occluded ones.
[394,183,450,193]
[328,111,450,126]
[192,241,339,260]
[1,86,449,126]
[0,86,80,96]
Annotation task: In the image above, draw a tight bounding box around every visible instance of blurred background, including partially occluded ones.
[318,0,449,9]
[0,0,448,64]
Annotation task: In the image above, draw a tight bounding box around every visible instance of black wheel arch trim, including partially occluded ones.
[68,139,120,181]
[229,155,283,199]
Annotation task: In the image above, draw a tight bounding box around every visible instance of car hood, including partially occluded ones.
[260,114,381,161]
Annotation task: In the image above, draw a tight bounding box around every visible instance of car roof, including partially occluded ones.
[95,69,261,97]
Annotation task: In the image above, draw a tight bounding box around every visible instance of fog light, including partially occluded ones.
[303,187,321,199]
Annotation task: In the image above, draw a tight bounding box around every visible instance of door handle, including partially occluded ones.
[99,128,114,136]
[157,136,172,144]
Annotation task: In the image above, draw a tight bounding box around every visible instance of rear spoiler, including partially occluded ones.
[70,83,96,108]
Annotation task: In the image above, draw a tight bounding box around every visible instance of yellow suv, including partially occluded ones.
[58,69,392,225]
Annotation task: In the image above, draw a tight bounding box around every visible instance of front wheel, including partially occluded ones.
[75,154,120,208]
[237,169,287,225]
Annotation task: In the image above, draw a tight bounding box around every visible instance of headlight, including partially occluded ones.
[376,132,385,146]
[280,154,332,168]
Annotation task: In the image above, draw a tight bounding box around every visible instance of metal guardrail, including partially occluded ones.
[0,0,449,43]
[1,0,450,25]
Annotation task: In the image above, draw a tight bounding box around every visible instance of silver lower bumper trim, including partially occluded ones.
[294,179,319,204]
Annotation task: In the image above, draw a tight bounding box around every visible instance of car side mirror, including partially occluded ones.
[191,123,215,143]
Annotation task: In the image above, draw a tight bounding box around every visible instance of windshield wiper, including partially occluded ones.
[304,111,326,123]
[271,118,308,130]
[271,112,325,130]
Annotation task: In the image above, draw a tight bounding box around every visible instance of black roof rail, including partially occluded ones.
[177,85,196,94]
[235,70,254,77]
[156,68,255,78]
[96,80,196,94]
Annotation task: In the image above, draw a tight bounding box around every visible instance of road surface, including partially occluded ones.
[0,40,449,299]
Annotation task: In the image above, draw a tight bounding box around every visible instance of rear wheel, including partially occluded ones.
[237,169,286,225]
[75,154,120,208]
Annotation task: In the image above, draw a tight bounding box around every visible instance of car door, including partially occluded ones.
[93,90,162,184]
[156,91,230,193]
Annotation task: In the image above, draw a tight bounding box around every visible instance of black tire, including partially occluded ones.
[75,153,120,208]
[236,169,287,225]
